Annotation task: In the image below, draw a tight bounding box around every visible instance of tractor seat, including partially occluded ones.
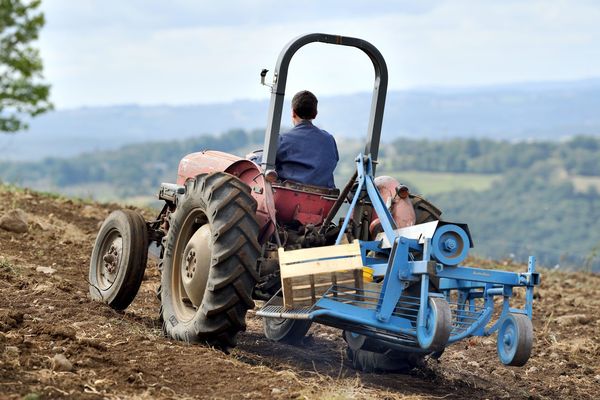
[274,179,340,197]
[271,180,340,226]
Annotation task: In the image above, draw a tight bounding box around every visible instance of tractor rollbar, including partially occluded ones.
[261,33,388,172]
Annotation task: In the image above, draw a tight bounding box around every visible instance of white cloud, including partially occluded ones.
[37,0,600,108]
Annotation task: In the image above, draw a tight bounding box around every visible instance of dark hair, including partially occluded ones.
[291,90,318,120]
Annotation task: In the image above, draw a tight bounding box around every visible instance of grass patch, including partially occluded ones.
[0,257,20,276]
[0,182,27,194]
[571,175,600,194]
[381,170,500,196]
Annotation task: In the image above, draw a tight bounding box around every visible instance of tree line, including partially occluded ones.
[1,131,599,271]
[386,136,600,176]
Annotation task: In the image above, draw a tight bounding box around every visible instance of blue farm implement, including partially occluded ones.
[89,33,540,370]
[258,154,540,366]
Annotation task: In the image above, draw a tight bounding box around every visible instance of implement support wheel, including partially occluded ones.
[497,313,533,366]
[417,296,451,351]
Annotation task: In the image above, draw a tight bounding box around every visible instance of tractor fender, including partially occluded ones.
[175,151,274,243]
[177,150,242,184]
[225,160,274,242]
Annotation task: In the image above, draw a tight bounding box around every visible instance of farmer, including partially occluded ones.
[248,90,339,188]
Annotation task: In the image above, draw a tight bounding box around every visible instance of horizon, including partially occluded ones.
[46,75,600,111]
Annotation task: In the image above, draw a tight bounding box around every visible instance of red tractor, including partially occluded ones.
[89,33,539,371]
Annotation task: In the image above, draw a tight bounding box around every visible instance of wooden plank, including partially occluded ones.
[282,277,294,308]
[278,242,361,265]
[279,242,365,308]
[280,256,363,279]
[309,274,316,304]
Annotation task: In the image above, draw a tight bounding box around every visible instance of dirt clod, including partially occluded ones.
[555,314,592,326]
[35,266,56,274]
[0,208,28,233]
[52,353,73,371]
[0,311,24,332]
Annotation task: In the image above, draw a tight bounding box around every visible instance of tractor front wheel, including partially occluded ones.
[160,172,260,349]
[89,209,148,310]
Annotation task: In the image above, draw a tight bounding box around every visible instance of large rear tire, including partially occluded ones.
[160,172,260,349]
[89,209,148,310]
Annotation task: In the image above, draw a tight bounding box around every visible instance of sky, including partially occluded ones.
[38,0,600,109]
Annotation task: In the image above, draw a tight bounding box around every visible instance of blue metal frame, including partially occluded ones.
[274,154,540,355]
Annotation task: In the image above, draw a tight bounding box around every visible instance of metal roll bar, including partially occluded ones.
[260,33,388,172]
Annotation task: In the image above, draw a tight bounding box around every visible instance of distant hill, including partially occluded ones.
[1,78,600,160]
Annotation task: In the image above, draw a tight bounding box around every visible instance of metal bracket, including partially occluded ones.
[260,68,274,90]
[158,182,185,204]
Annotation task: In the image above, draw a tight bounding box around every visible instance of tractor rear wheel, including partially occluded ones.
[160,172,260,349]
[89,209,148,310]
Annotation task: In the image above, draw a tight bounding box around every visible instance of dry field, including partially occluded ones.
[0,186,598,399]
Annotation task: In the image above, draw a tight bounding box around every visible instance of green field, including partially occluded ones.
[572,175,600,193]
[380,170,501,196]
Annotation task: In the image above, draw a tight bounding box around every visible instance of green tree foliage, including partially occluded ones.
[388,136,600,176]
[0,0,52,133]
[1,132,599,271]
[0,129,265,196]
[432,164,600,272]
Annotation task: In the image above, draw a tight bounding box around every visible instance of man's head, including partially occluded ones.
[291,90,318,125]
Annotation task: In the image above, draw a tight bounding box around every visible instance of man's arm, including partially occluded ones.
[275,134,289,167]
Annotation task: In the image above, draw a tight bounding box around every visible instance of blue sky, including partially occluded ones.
[39,0,600,108]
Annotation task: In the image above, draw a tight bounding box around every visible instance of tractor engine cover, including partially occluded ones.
[370,176,416,237]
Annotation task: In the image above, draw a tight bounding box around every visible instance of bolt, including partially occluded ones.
[443,238,457,251]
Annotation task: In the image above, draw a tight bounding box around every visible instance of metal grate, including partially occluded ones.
[256,305,314,320]
[321,284,486,340]
[256,284,488,347]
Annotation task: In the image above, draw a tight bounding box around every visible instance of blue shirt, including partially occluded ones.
[275,121,339,188]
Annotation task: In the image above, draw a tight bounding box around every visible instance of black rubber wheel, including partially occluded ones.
[89,209,148,310]
[160,172,260,349]
[263,318,312,344]
[345,345,424,373]
[417,296,452,351]
[263,296,312,344]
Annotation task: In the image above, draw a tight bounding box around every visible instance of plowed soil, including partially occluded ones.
[0,186,599,399]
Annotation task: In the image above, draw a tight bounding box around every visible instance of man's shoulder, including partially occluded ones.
[284,122,336,143]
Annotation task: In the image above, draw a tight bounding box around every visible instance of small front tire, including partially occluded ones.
[89,209,148,310]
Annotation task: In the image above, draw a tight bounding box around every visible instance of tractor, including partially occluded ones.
[89,33,540,371]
